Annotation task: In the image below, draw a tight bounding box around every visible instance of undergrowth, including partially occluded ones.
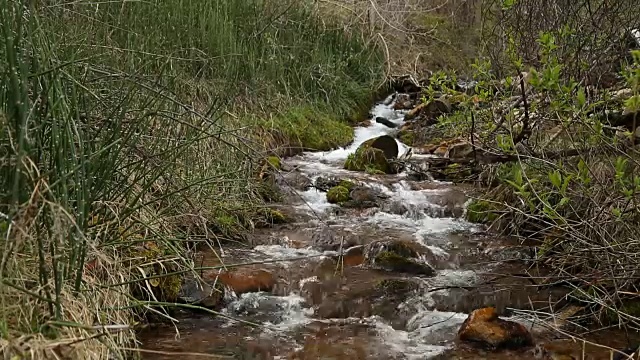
[454,2,640,334]
[0,0,383,358]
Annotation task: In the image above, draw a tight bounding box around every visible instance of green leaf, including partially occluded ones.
[576,87,586,107]
[624,95,640,114]
[548,170,562,189]
[612,207,622,218]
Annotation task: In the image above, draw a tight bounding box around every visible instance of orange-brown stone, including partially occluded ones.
[458,307,533,349]
[206,268,276,295]
[433,145,448,157]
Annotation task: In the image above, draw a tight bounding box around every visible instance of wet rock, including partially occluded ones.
[310,225,360,251]
[341,186,388,209]
[178,276,225,308]
[457,307,533,349]
[375,116,397,128]
[383,93,396,106]
[314,176,341,192]
[350,185,385,202]
[315,277,421,325]
[405,97,452,121]
[393,93,414,110]
[207,268,277,295]
[447,140,474,160]
[369,135,399,159]
[277,171,312,191]
[365,239,435,276]
[380,200,409,215]
[344,135,400,174]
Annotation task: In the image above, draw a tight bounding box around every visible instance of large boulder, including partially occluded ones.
[344,135,400,174]
[457,307,533,349]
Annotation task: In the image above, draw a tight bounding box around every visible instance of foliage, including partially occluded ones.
[482,0,640,83]
[469,17,640,329]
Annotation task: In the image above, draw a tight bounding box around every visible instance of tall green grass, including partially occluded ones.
[0,0,382,357]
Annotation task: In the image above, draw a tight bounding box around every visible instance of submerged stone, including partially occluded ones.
[365,239,436,276]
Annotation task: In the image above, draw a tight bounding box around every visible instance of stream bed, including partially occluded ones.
[139,95,638,360]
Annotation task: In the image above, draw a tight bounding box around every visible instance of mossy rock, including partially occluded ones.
[344,135,399,174]
[398,130,416,146]
[254,207,289,227]
[338,179,357,191]
[266,156,282,170]
[326,186,350,204]
[466,199,499,224]
[374,251,435,276]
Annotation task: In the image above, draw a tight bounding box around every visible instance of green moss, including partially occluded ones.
[466,199,499,223]
[326,185,350,204]
[338,179,357,190]
[442,163,473,182]
[212,211,245,237]
[344,145,391,173]
[258,106,356,152]
[398,130,415,146]
[375,278,417,294]
[158,274,182,302]
[266,156,282,170]
[365,167,387,175]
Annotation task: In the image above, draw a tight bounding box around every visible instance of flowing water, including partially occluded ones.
[139,95,639,360]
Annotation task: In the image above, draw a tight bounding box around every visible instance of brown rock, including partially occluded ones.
[433,146,448,157]
[446,141,474,160]
[406,98,452,121]
[458,307,533,349]
[340,245,365,266]
[207,268,277,295]
[418,144,439,154]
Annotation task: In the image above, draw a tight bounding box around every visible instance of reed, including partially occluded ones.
[0,0,383,358]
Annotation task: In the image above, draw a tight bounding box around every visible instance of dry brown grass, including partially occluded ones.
[312,0,483,76]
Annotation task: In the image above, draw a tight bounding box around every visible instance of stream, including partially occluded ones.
[139,94,638,360]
